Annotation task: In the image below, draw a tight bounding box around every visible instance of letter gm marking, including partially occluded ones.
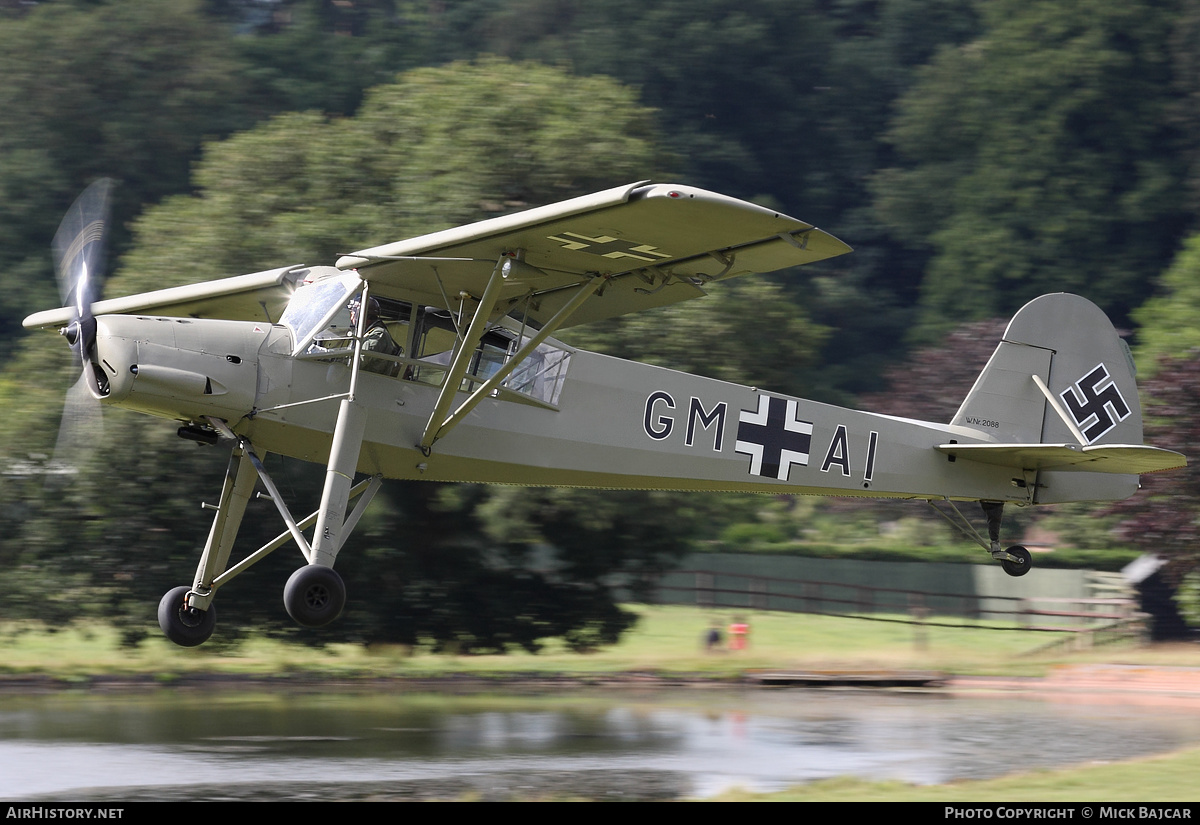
[642,392,726,451]
[686,397,726,451]
[644,391,675,439]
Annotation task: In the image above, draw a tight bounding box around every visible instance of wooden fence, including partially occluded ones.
[660,569,1146,646]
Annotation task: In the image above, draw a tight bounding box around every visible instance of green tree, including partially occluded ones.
[6,59,693,650]
[1132,233,1200,371]
[434,0,984,399]
[0,0,255,346]
[110,57,669,296]
[874,0,1187,341]
[561,278,828,396]
[220,0,434,118]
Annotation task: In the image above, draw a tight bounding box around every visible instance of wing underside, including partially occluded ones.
[23,264,311,330]
[24,183,851,332]
[336,182,852,328]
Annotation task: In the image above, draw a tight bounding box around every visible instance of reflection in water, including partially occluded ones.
[2,689,1198,800]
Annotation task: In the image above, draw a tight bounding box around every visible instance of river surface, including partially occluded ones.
[2,686,1199,801]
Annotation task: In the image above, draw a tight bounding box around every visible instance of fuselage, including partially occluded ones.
[91,312,1040,505]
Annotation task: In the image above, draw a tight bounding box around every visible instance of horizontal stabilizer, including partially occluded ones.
[935,443,1186,474]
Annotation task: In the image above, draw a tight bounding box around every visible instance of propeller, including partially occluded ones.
[53,177,114,399]
[48,179,115,477]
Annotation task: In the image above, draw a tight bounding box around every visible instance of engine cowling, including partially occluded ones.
[93,315,268,422]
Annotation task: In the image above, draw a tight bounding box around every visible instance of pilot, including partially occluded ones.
[350,297,403,377]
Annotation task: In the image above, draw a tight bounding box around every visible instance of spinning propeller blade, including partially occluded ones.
[48,179,114,477]
[52,178,113,385]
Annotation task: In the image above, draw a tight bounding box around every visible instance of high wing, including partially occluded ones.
[24,264,311,330]
[335,182,851,329]
[24,183,849,333]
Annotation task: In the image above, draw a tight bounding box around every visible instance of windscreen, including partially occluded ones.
[278,274,360,354]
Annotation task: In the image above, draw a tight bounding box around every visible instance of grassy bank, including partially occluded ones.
[2,604,1197,680]
[708,744,1200,802]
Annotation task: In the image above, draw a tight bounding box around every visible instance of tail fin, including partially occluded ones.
[948,293,1184,503]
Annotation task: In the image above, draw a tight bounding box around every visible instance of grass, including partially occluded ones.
[2,604,1197,680]
[707,745,1200,802]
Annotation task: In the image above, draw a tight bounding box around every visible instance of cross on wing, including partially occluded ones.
[335,181,851,329]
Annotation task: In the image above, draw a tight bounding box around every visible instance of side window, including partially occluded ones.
[357,298,411,377]
[411,310,458,386]
[507,336,572,405]
[407,307,572,404]
[410,310,515,391]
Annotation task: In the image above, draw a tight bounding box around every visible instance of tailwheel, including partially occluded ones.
[1000,545,1032,577]
[158,586,216,647]
[284,564,346,627]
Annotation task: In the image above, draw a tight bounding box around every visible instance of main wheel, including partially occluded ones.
[1001,545,1032,577]
[158,586,216,647]
[284,564,346,627]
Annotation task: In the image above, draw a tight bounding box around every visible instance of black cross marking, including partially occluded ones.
[735,395,813,480]
[547,232,671,262]
[1059,363,1131,444]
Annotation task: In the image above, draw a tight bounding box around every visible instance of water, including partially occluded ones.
[1,687,1198,800]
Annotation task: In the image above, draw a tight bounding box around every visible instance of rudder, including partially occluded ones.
[951,293,1149,503]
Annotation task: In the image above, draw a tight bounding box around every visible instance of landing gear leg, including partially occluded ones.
[157,427,382,645]
[158,442,261,646]
[981,500,1005,558]
[980,501,1031,577]
[928,499,1033,577]
[280,397,368,628]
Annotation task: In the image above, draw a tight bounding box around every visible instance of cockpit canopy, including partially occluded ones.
[279,272,572,407]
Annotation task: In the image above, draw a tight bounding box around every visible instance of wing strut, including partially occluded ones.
[418,257,509,452]
[419,270,605,452]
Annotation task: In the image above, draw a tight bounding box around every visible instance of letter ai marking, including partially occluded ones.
[821,424,851,476]
[864,431,879,482]
[735,395,813,480]
[1059,363,1131,443]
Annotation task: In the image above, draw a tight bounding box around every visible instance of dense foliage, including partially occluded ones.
[4,0,1200,645]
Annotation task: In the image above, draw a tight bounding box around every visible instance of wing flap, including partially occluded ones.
[935,442,1187,474]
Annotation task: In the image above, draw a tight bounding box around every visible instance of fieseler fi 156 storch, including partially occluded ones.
[24,179,1187,646]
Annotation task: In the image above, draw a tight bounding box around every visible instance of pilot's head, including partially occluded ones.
[349,297,381,328]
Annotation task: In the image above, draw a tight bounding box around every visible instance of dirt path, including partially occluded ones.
[950,664,1200,708]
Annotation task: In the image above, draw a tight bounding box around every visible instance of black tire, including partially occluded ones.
[1001,545,1032,577]
[284,565,346,627]
[158,585,216,647]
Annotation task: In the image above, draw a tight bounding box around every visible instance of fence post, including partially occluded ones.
[751,577,767,610]
[909,593,929,651]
